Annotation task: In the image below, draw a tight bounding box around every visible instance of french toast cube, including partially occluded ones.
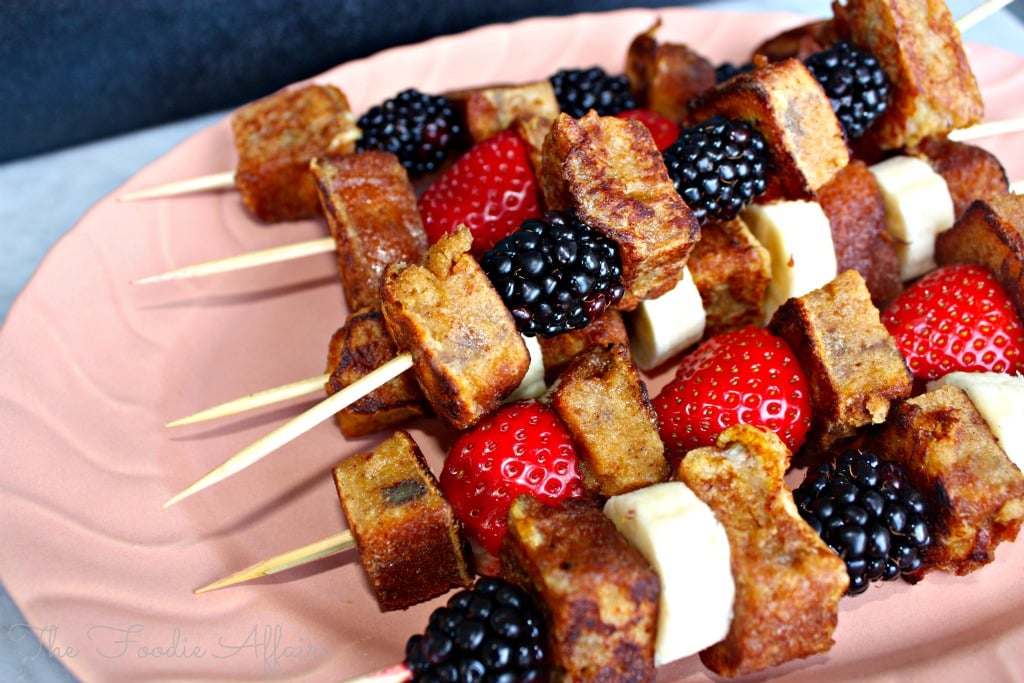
[446,80,560,143]
[625,20,716,125]
[380,227,530,431]
[866,385,1024,578]
[539,111,701,310]
[538,308,630,381]
[676,424,849,677]
[500,496,659,683]
[769,269,912,451]
[688,57,849,202]
[311,151,428,312]
[332,430,474,611]
[832,0,983,154]
[547,343,668,497]
[512,114,555,178]
[686,216,771,338]
[750,19,835,62]
[325,307,431,438]
[909,136,1008,220]
[232,84,359,222]
[934,193,1024,322]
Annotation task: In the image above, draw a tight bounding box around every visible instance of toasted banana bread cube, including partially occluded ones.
[751,19,834,62]
[513,115,555,178]
[325,307,431,438]
[381,227,530,431]
[689,57,849,202]
[934,193,1024,322]
[311,152,428,312]
[832,0,983,154]
[910,137,1008,220]
[769,269,912,451]
[547,343,668,497]
[866,385,1024,578]
[687,216,771,337]
[446,80,560,143]
[333,430,474,611]
[539,111,700,309]
[500,496,660,683]
[676,424,849,677]
[625,20,716,125]
[538,309,630,381]
[232,84,359,222]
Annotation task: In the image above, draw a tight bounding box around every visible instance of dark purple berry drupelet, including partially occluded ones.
[481,210,625,338]
[662,115,770,223]
[404,577,547,683]
[356,88,465,178]
[714,61,755,84]
[804,40,892,140]
[549,66,638,118]
[793,450,931,595]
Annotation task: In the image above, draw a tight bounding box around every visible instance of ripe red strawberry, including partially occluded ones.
[652,326,812,465]
[616,108,680,151]
[439,400,585,561]
[881,263,1024,380]
[418,129,542,257]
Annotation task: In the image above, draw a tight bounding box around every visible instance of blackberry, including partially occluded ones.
[404,577,547,683]
[804,40,891,140]
[356,88,465,178]
[714,61,755,83]
[481,210,625,338]
[662,115,769,222]
[793,450,931,595]
[549,67,637,118]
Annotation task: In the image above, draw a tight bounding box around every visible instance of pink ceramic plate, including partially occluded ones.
[2,7,1024,682]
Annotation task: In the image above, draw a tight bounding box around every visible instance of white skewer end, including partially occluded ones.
[956,0,1015,31]
[166,373,331,427]
[118,171,237,202]
[194,530,355,594]
[133,237,336,284]
[949,117,1024,141]
[342,663,412,683]
[163,352,415,508]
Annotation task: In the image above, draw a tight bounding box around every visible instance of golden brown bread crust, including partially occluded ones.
[689,57,849,202]
[625,20,717,126]
[380,227,529,431]
[538,309,630,381]
[934,193,1024,322]
[769,270,913,451]
[446,81,560,143]
[333,430,474,611]
[816,159,903,307]
[910,137,1009,219]
[686,216,771,338]
[325,307,431,438]
[539,111,700,309]
[676,425,849,677]
[311,152,428,312]
[513,115,555,179]
[832,0,983,155]
[232,84,359,222]
[500,496,659,683]
[547,343,668,498]
[866,386,1024,578]
[751,19,834,62]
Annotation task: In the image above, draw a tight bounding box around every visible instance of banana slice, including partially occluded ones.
[742,199,837,320]
[868,155,955,281]
[505,334,546,402]
[603,481,734,666]
[628,267,706,371]
[928,371,1024,469]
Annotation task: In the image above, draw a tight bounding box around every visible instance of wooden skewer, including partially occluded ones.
[133,237,335,284]
[194,530,355,594]
[956,0,1016,31]
[948,116,1024,141]
[163,353,413,508]
[166,372,331,427]
[342,663,412,683]
[119,171,236,202]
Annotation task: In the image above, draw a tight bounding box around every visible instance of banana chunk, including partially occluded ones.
[742,199,837,319]
[628,267,706,371]
[868,155,955,281]
[603,481,734,666]
[928,371,1024,470]
[505,334,547,402]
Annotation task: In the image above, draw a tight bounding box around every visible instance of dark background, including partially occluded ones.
[2,0,700,163]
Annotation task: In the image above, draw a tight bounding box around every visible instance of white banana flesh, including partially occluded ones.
[868,155,955,282]
[505,334,546,402]
[629,267,706,371]
[928,371,1024,470]
[603,481,734,666]
[742,199,837,320]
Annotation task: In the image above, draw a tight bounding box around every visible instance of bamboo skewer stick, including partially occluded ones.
[166,372,331,427]
[133,237,336,284]
[194,530,355,594]
[956,0,1016,31]
[163,353,414,508]
[948,117,1024,141]
[342,664,412,683]
[119,171,237,202]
